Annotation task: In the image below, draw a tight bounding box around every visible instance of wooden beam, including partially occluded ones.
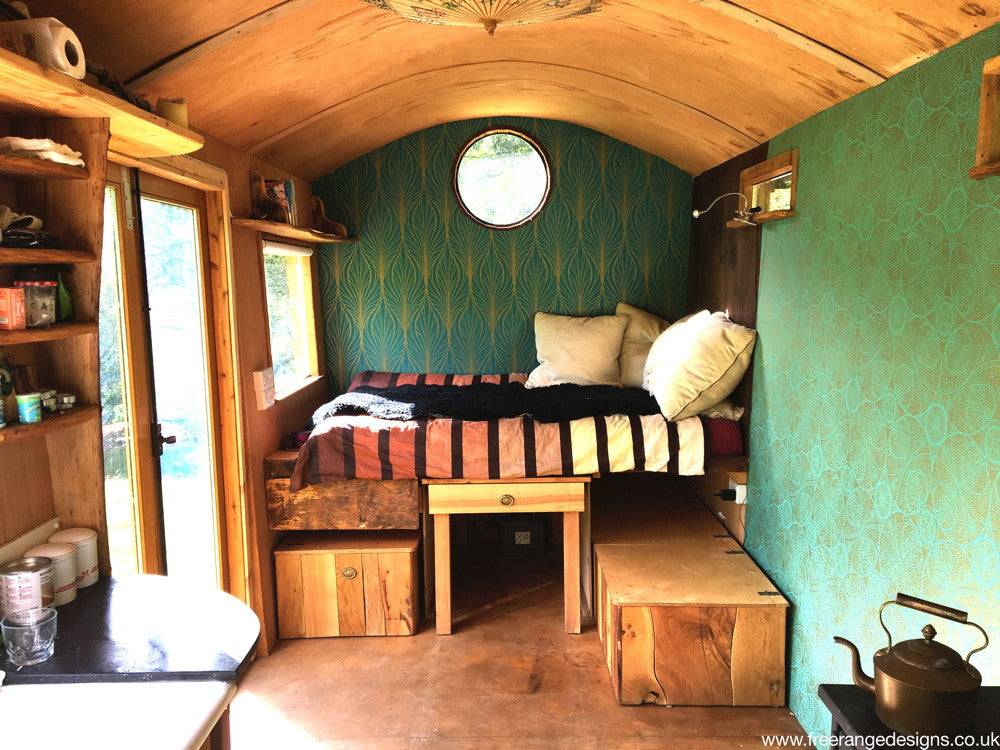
[126,0,325,88]
[693,0,886,86]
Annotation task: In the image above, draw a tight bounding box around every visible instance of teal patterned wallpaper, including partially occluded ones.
[313,117,691,391]
[746,25,1000,736]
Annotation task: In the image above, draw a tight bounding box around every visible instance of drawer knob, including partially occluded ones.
[499,494,515,506]
[341,567,357,579]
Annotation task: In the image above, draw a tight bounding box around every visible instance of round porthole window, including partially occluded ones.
[453,128,551,230]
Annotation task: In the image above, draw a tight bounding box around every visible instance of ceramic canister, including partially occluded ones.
[24,543,76,605]
[48,527,98,587]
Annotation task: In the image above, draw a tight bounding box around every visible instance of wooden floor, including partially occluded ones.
[231,522,804,748]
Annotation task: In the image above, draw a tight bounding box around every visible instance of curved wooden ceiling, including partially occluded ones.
[34,0,999,178]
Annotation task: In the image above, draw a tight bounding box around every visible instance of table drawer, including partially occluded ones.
[427,481,586,514]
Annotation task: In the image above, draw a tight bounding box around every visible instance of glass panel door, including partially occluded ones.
[99,185,141,575]
[139,191,221,588]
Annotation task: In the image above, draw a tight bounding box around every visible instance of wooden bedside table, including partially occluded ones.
[424,477,590,635]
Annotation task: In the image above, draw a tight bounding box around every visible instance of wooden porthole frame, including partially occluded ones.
[452,127,552,231]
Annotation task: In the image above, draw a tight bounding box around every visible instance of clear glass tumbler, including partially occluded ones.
[1,607,57,666]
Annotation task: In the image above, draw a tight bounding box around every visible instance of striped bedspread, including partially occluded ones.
[289,371,706,489]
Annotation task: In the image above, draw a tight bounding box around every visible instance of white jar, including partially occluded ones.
[24,543,76,605]
[49,527,99,588]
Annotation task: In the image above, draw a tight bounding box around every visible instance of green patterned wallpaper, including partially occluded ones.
[746,26,1000,736]
[313,118,691,391]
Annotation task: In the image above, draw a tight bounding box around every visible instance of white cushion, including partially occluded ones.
[525,312,628,388]
[700,399,745,421]
[615,302,668,388]
[642,310,756,420]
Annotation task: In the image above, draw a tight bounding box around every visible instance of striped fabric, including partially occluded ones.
[290,372,705,489]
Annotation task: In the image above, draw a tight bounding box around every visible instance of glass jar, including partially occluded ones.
[13,280,57,328]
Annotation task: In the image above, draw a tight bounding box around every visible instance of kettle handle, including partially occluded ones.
[879,593,990,664]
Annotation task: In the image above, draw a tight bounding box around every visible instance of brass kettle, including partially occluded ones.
[835,593,989,736]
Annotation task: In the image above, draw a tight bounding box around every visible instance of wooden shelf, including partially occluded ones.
[0,405,99,444]
[231,218,356,244]
[0,321,97,345]
[0,248,96,265]
[0,48,203,158]
[0,153,89,181]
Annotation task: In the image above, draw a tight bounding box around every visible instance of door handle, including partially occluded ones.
[153,423,177,456]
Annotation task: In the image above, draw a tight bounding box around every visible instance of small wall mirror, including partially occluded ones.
[740,148,798,224]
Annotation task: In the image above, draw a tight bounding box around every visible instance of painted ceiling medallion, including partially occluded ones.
[365,0,600,36]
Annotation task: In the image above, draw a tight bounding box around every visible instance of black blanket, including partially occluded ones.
[312,382,661,425]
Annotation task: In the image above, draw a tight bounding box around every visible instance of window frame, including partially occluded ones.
[260,238,321,399]
[452,127,552,231]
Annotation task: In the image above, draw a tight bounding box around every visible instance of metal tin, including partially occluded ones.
[48,527,99,588]
[24,543,76,605]
[0,557,54,617]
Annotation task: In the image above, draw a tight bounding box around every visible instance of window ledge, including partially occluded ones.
[274,374,325,403]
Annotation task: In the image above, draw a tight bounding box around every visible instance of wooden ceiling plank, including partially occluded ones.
[692,0,886,85]
[126,0,326,88]
[247,59,762,158]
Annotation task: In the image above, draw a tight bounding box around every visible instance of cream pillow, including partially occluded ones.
[616,302,668,388]
[642,310,756,420]
[701,399,745,421]
[525,312,628,388]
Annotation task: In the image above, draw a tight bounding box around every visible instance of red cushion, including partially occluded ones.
[704,417,743,456]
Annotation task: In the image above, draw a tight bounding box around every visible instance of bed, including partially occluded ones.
[288,371,735,491]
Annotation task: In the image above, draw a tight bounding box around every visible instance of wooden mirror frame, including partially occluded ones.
[970,55,1000,179]
[452,127,552,231]
[739,148,799,224]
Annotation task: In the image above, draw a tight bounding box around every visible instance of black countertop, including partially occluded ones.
[820,684,1000,746]
[1,575,260,684]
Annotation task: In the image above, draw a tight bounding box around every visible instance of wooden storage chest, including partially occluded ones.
[595,539,787,707]
[275,532,419,638]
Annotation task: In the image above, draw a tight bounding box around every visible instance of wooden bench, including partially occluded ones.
[264,450,420,531]
[591,479,787,707]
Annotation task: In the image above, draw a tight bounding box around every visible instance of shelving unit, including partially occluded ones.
[0,248,96,265]
[0,153,89,181]
[0,42,206,573]
[0,321,97,345]
[0,405,99,444]
[0,47,203,159]
[231,217,356,244]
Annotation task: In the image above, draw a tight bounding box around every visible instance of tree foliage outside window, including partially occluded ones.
[262,244,317,393]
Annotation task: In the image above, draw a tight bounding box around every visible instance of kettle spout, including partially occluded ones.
[834,636,875,693]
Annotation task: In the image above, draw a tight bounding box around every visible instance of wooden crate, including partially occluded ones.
[595,540,787,707]
[275,532,419,638]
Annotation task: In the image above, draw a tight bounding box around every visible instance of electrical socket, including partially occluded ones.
[728,477,748,505]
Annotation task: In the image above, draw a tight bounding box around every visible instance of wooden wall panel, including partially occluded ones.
[688,143,768,434]
[192,133,327,654]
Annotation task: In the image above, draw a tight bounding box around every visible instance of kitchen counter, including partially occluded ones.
[0,575,260,684]
[0,680,236,749]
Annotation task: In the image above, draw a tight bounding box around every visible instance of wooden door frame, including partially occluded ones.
[109,151,249,604]
[104,164,165,575]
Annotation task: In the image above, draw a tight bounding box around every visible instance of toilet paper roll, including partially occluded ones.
[0,18,86,79]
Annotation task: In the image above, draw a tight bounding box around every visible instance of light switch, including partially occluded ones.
[253,367,275,410]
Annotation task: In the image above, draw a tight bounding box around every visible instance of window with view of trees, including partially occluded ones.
[262,241,318,394]
[454,128,550,229]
